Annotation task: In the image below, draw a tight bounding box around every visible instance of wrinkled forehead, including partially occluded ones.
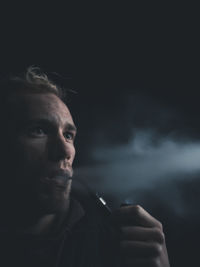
[6,93,75,127]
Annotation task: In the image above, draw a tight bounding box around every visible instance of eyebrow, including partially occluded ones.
[25,118,77,133]
[65,122,77,133]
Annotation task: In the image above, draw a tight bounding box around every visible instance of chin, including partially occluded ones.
[38,180,72,214]
[41,198,70,214]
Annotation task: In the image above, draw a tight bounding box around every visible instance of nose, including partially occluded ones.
[48,131,75,163]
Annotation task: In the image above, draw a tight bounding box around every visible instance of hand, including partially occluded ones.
[111,205,170,267]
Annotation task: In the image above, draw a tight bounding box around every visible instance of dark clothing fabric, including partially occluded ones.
[0,193,119,267]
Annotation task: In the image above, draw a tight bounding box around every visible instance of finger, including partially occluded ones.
[120,226,165,244]
[111,205,162,228]
[120,240,162,258]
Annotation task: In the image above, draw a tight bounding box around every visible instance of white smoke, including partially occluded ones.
[74,129,200,214]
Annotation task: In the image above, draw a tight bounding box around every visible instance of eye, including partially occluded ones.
[63,131,74,141]
[27,126,46,137]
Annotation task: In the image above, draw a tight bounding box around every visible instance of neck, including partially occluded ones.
[22,200,71,236]
[0,199,71,236]
[23,213,57,235]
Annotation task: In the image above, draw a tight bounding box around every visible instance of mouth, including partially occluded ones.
[40,169,73,189]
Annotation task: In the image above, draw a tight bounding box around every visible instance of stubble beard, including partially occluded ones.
[38,177,73,215]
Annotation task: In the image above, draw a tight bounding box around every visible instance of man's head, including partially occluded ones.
[0,67,76,215]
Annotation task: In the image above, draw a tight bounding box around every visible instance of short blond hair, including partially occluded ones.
[2,66,64,98]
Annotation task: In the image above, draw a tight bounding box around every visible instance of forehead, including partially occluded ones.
[11,93,74,126]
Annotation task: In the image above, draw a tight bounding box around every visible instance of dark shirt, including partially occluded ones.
[0,197,118,267]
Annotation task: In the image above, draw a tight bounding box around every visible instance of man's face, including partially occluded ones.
[3,93,76,214]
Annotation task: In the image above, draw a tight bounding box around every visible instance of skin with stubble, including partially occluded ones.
[0,91,170,266]
[0,93,76,234]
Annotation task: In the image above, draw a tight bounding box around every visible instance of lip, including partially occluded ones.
[41,169,72,188]
[49,169,72,179]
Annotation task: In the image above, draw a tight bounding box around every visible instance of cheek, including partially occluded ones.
[15,139,47,169]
